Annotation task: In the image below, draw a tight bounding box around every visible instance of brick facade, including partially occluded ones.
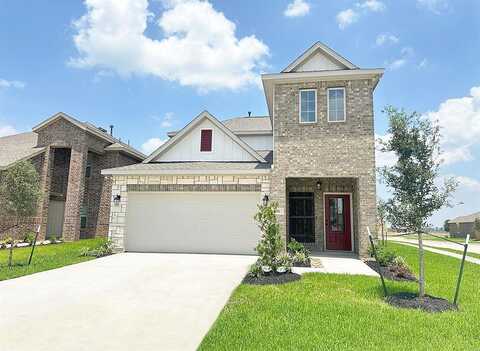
[270,79,377,257]
[0,116,141,242]
[108,174,270,251]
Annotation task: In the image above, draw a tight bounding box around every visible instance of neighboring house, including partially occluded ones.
[103,42,384,257]
[0,112,145,241]
[448,212,480,239]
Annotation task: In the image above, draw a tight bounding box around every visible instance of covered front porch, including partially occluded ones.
[285,177,360,255]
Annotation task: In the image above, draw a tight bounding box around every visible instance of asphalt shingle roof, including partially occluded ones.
[449,212,480,224]
[0,132,44,169]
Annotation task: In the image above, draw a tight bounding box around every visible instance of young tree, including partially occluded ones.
[377,198,388,244]
[254,201,283,269]
[379,106,457,298]
[0,160,41,267]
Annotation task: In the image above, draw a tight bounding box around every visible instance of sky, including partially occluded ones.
[0,0,479,226]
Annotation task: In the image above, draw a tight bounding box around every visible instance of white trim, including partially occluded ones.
[299,89,317,124]
[143,111,266,164]
[101,168,271,175]
[322,192,354,253]
[327,87,346,123]
[282,42,358,73]
[199,128,213,153]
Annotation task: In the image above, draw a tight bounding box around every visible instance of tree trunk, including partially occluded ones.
[418,231,426,298]
[381,221,385,244]
[7,218,19,268]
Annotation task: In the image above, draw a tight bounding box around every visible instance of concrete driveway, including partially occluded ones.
[0,253,256,351]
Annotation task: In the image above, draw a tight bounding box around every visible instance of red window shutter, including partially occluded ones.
[200,129,212,152]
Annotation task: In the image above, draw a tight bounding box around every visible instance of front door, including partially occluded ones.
[289,192,315,243]
[325,194,352,251]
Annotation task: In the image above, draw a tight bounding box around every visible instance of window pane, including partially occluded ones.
[300,90,316,122]
[329,89,345,121]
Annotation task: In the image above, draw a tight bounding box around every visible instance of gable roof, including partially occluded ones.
[448,212,480,224]
[32,112,145,161]
[222,116,272,135]
[0,132,45,170]
[282,42,358,73]
[143,111,267,164]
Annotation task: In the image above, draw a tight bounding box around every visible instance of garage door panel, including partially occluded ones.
[126,192,261,254]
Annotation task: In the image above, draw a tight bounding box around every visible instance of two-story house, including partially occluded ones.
[103,42,383,257]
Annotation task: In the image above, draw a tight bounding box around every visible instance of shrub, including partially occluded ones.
[248,261,262,278]
[275,253,292,272]
[80,240,114,258]
[287,239,311,265]
[23,232,35,245]
[291,251,310,266]
[369,243,397,267]
[254,202,283,270]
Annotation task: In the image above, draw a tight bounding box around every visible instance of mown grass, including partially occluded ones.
[0,238,106,281]
[200,243,479,351]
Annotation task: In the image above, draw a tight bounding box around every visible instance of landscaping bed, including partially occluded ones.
[243,272,301,285]
[386,292,457,313]
[365,260,416,282]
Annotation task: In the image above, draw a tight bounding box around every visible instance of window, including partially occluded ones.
[200,129,212,152]
[299,89,317,123]
[80,206,87,229]
[85,164,91,178]
[327,87,346,122]
[288,192,315,243]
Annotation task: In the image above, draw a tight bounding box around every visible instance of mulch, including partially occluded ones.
[386,292,458,313]
[243,272,302,285]
[365,260,417,282]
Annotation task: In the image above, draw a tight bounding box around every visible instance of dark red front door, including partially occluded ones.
[325,194,352,251]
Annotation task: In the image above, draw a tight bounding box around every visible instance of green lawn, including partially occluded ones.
[200,243,479,351]
[0,238,106,281]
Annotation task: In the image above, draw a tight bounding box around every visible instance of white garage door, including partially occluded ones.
[126,192,261,255]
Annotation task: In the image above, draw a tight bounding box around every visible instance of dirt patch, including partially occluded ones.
[365,260,417,282]
[386,292,458,313]
[243,272,302,285]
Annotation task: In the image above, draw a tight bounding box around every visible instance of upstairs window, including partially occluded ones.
[85,164,91,178]
[200,129,212,152]
[328,87,346,122]
[299,89,317,123]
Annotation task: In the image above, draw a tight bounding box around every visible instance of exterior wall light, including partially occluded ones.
[113,194,121,205]
[262,194,269,206]
[316,181,322,190]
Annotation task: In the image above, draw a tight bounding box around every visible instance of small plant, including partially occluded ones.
[254,202,284,271]
[287,239,311,266]
[23,232,36,245]
[369,243,397,267]
[248,261,262,278]
[275,253,292,273]
[291,251,310,266]
[79,240,114,258]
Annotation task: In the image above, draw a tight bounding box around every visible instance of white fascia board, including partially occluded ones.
[102,168,271,176]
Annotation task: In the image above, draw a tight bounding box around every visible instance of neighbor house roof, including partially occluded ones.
[167,115,272,137]
[144,111,267,163]
[32,112,146,161]
[0,132,45,170]
[448,212,480,224]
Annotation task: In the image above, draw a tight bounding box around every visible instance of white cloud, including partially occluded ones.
[456,176,480,192]
[284,0,310,17]
[417,0,449,14]
[359,0,386,12]
[0,125,17,137]
[375,33,399,46]
[336,9,359,29]
[417,58,428,69]
[336,1,385,29]
[70,0,269,92]
[426,86,480,166]
[0,79,25,89]
[386,46,414,70]
[141,137,166,154]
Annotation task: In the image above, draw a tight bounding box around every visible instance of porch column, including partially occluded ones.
[37,147,54,241]
[270,174,287,244]
[62,147,88,241]
[356,174,376,257]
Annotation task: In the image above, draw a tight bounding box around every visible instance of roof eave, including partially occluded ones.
[102,168,271,176]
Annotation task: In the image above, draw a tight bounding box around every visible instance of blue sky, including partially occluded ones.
[0,0,479,225]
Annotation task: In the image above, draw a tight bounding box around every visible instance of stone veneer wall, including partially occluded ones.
[108,174,270,251]
[271,78,377,257]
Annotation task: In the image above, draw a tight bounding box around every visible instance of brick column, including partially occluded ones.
[37,147,54,241]
[62,147,88,241]
[270,172,287,245]
[356,174,376,258]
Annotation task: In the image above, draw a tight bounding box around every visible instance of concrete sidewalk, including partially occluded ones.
[0,253,256,351]
[391,236,480,254]
[394,241,480,265]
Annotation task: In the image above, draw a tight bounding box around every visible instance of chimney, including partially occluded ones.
[248,111,252,117]
[109,125,114,136]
